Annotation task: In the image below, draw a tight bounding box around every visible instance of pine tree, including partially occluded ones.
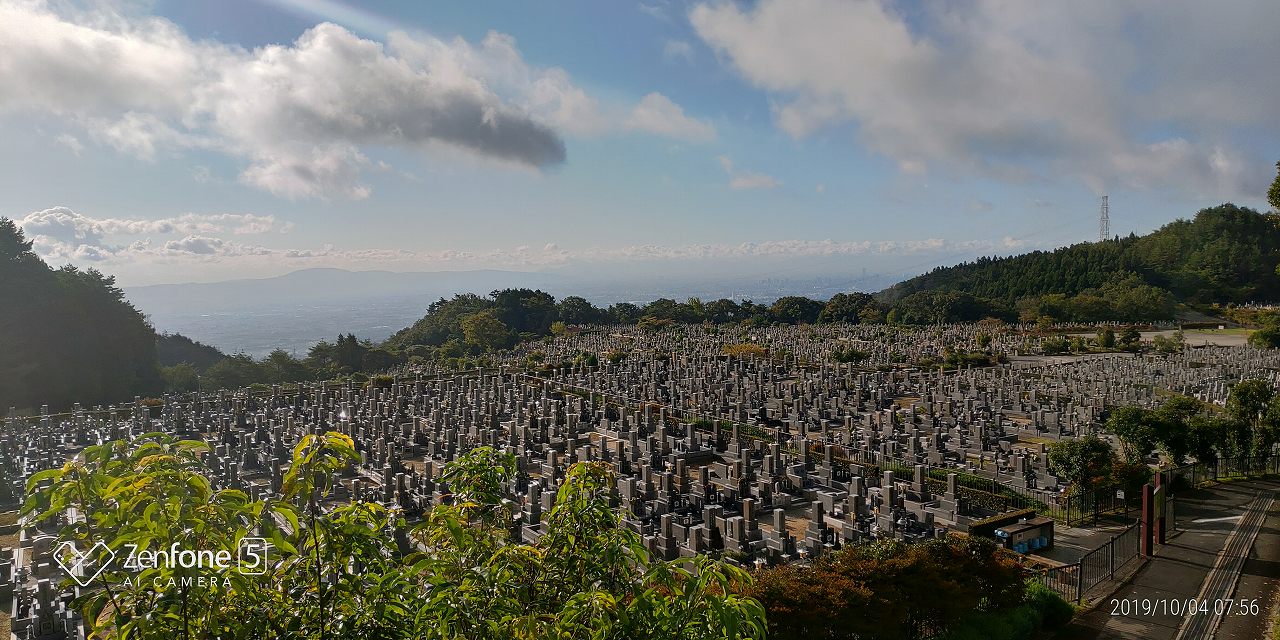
[1268,160,1280,213]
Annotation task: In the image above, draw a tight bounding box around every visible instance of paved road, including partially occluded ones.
[1067,479,1280,640]
[1174,490,1273,640]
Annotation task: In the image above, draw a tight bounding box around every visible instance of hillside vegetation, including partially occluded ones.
[880,204,1280,322]
[6,202,1280,410]
[0,219,160,411]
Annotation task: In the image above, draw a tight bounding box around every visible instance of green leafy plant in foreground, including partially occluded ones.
[24,434,766,639]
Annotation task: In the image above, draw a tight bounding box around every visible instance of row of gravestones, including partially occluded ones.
[3,329,1280,638]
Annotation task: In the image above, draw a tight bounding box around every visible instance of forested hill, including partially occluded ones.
[879,203,1280,311]
[0,219,161,410]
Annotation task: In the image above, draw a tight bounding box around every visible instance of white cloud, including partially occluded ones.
[88,112,193,160]
[729,173,781,190]
[20,207,108,246]
[0,4,598,199]
[626,93,716,142]
[17,207,293,261]
[55,134,83,156]
[388,31,611,137]
[637,2,670,21]
[158,235,273,256]
[690,0,1279,200]
[238,145,373,201]
[718,155,780,190]
[0,3,211,116]
[196,23,566,197]
[15,206,1018,273]
[0,4,719,198]
[663,39,695,63]
[392,32,713,142]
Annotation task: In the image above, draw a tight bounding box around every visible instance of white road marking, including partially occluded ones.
[1190,515,1244,524]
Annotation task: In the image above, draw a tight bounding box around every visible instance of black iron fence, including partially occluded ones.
[1057,453,1280,527]
[1037,519,1141,604]
[1164,454,1279,492]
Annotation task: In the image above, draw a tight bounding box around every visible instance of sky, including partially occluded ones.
[1,0,1277,287]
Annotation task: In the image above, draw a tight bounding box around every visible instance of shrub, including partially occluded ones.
[725,343,768,358]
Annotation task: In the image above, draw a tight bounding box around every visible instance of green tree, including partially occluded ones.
[1269,160,1280,212]
[1047,435,1115,494]
[857,304,886,324]
[1155,395,1203,463]
[200,354,264,391]
[384,294,492,348]
[1248,325,1280,348]
[706,298,744,324]
[607,302,643,324]
[1152,331,1185,354]
[1118,328,1141,349]
[770,297,823,324]
[160,362,201,393]
[491,288,559,335]
[749,536,1039,640]
[1187,415,1229,463]
[1226,379,1275,457]
[1041,336,1070,355]
[156,333,226,371]
[880,203,1280,308]
[0,218,162,410]
[818,293,875,324]
[408,450,766,639]
[1106,406,1160,462]
[557,295,606,325]
[643,298,700,323]
[1096,328,1116,349]
[461,309,512,351]
[263,349,311,383]
[685,297,708,322]
[23,434,297,638]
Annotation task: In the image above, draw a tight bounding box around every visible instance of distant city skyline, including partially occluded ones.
[2,0,1277,286]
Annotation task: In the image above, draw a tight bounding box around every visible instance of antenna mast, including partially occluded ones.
[1098,195,1109,242]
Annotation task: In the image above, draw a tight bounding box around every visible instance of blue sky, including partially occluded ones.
[1,0,1276,285]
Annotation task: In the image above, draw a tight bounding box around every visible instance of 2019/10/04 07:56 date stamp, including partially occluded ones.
[1109,598,1262,617]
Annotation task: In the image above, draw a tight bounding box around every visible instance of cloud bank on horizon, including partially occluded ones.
[1,0,1276,285]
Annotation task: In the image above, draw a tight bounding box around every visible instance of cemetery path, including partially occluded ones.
[1065,479,1280,640]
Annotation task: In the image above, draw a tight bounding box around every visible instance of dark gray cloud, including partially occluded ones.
[1,6,567,199]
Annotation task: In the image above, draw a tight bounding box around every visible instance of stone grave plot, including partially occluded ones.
[3,324,1280,638]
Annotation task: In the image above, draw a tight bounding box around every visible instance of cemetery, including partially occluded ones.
[2,322,1279,638]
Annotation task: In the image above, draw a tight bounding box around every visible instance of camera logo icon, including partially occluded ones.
[237,537,269,575]
[54,540,116,587]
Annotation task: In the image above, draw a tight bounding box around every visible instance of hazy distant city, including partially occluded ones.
[127,267,902,356]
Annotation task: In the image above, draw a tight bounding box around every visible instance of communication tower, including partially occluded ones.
[1099,195,1109,242]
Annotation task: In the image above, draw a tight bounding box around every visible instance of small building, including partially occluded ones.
[994,515,1055,554]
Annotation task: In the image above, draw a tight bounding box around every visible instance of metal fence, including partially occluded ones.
[1166,454,1280,490]
[1038,519,1141,604]
[1040,453,1280,603]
